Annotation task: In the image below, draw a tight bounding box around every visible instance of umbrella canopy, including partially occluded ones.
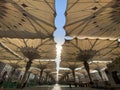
[89,62,107,70]
[59,70,71,75]
[0,38,56,70]
[0,0,55,39]
[60,61,82,69]
[0,38,56,59]
[32,60,56,72]
[61,38,119,62]
[64,0,120,39]
[60,38,119,72]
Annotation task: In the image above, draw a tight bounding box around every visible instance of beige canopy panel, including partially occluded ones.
[89,62,107,70]
[32,60,56,71]
[65,0,120,39]
[0,38,56,69]
[0,0,55,39]
[0,38,56,59]
[59,70,71,74]
[0,41,24,68]
[0,43,21,60]
[61,38,119,62]
[60,61,83,68]
[59,61,107,79]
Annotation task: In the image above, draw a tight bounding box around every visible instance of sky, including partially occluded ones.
[53,0,67,80]
[54,0,67,45]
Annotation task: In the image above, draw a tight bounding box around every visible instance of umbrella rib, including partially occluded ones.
[0,57,21,60]
[25,16,41,33]
[8,0,54,28]
[69,41,82,52]
[100,46,119,57]
[36,38,52,49]
[65,1,112,26]
[66,19,90,36]
[89,39,98,50]
[25,0,54,13]
[66,21,85,35]
[66,0,79,13]
[77,20,92,36]
[25,16,51,36]
[4,38,21,49]
[0,42,23,59]
[97,40,117,52]
[92,25,115,37]
[29,17,51,36]
[0,20,23,38]
[87,39,93,49]
[45,0,55,13]
[22,39,28,47]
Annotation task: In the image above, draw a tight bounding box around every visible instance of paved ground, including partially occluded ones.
[4,84,104,90]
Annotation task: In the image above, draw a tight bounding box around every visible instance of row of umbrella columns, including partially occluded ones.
[60,63,104,84]
[61,38,119,84]
[5,61,54,86]
[68,65,102,83]
[67,62,104,83]
[36,64,47,83]
[59,72,70,82]
[59,63,92,84]
[63,56,94,83]
[32,70,52,84]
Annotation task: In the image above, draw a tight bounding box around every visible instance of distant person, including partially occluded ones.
[21,81,27,89]
[0,78,4,90]
[69,83,72,88]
